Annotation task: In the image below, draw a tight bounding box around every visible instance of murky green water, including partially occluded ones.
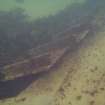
[0,0,85,19]
[0,0,105,105]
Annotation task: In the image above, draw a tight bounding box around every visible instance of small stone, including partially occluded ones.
[89,100,95,105]
[76,95,82,100]
[100,87,104,91]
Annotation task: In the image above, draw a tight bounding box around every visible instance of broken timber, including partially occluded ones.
[0,23,91,81]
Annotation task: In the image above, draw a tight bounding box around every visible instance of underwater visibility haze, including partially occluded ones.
[0,0,105,105]
[0,0,85,19]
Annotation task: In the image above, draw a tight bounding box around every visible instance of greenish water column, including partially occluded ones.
[0,0,85,20]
